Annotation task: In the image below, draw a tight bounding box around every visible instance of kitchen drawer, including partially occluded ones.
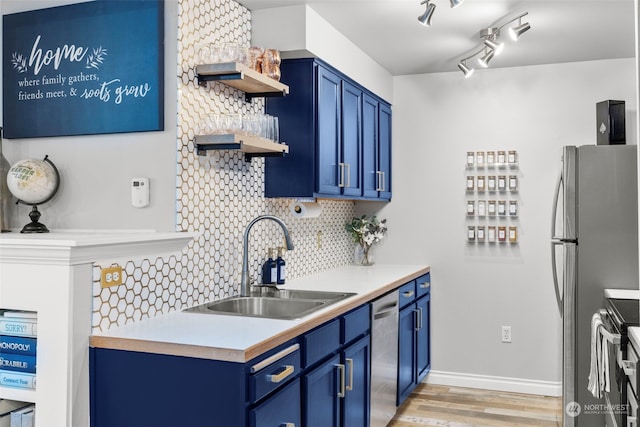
[304,319,340,368]
[398,280,417,308]
[342,304,370,345]
[250,378,302,427]
[250,342,301,403]
[416,273,431,299]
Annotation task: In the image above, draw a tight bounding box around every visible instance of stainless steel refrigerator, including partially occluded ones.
[551,145,639,427]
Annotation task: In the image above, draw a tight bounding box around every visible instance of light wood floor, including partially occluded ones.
[388,384,562,427]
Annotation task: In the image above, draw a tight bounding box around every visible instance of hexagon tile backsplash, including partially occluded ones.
[91,0,357,333]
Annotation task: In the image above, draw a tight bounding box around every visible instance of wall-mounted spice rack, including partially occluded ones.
[465,149,520,245]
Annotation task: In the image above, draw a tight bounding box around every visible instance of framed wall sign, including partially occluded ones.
[2,0,164,139]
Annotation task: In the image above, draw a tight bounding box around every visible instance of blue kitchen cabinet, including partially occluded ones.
[89,339,302,427]
[362,94,391,200]
[397,273,431,406]
[265,58,391,201]
[303,304,371,427]
[90,304,371,427]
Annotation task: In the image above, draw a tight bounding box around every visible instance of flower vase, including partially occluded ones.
[355,244,374,266]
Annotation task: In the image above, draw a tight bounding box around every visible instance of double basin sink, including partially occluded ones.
[184,287,356,320]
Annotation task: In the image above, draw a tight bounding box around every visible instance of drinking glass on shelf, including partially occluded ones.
[219,44,239,63]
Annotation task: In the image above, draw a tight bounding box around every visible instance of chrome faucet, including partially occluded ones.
[240,215,294,297]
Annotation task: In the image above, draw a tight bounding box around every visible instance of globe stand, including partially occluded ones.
[20,205,49,234]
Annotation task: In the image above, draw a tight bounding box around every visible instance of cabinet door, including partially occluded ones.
[251,378,302,427]
[397,304,417,406]
[341,81,363,197]
[305,354,341,427]
[342,335,370,427]
[362,94,379,198]
[378,102,392,200]
[416,294,431,383]
[317,65,342,195]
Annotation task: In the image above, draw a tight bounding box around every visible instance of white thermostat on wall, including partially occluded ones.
[131,178,150,208]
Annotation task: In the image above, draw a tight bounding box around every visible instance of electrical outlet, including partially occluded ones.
[501,326,512,343]
[101,265,124,288]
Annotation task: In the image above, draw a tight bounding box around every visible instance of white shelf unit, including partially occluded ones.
[0,230,195,427]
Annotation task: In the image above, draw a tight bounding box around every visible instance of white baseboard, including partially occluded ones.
[426,370,562,397]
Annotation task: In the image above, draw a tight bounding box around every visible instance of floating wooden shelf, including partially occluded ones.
[194,133,289,162]
[196,62,289,101]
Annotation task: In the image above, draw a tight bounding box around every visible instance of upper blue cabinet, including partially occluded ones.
[265,58,392,201]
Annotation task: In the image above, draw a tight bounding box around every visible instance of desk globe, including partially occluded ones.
[6,155,60,233]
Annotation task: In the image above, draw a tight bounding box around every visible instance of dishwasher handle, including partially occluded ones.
[373,301,398,320]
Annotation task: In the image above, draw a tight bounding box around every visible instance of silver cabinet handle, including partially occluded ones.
[338,163,345,188]
[281,424,296,427]
[418,307,423,330]
[402,290,414,298]
[414,309,420,332]
[418,281,430,289]
[345,163,351,188]
[376,171,384,191]
[345,358,354,391]
[336,363,346,397]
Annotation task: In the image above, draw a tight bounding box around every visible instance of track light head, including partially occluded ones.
[477,48,494,68]
[509,19,531,41]
[450,0,464,8]
[484,38,504,56]
[458,60,474,78]
[418,0,436,26]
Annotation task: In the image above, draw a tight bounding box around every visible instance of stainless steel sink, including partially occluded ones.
[184,288,355,320]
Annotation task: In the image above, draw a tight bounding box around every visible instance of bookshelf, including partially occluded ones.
[0,230,194,427]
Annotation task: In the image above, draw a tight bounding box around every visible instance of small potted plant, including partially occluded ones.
[345,215,387,265]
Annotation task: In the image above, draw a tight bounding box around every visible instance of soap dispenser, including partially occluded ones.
[276,247,286,285]
[261,248,277,285]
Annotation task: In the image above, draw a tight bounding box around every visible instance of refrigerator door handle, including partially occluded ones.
[551,170,564,317]
[551,170,563,240]
[551,240,564,317]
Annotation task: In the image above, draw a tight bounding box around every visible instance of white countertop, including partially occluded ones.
[90,263,429,362]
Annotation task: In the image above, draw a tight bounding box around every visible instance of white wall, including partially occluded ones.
[251,5,393,103]
[371,58,637,393]
[0,0,178,232]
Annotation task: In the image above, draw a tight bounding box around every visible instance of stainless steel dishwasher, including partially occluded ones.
[370,290,399,427]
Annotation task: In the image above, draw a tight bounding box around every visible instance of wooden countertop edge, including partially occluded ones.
[90,266,430,363]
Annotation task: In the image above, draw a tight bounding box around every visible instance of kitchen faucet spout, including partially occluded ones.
[240,215,294,297]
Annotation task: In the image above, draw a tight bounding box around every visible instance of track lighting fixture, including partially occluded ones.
[456,12,530,78]
[417,0,436,26]
[417,0,464,26]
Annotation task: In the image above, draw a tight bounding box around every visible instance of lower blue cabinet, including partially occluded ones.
[397,273,431,407]
[303,335,370,427]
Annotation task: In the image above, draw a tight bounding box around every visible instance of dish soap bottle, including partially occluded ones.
[276,247,286,285]
[261,248,277,285]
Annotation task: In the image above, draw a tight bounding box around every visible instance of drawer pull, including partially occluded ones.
[281,424,295,427]
[346,358,354,391]
[419,281,430,289]
[267,365,295,383]
[403,290,414,298]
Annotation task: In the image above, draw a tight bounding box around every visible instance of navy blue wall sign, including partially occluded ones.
[2,0,164,139]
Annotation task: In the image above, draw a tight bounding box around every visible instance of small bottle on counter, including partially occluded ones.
[276,247,286,285]
[261,248,277,285]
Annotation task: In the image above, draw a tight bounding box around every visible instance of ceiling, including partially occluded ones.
[236,0,636,76]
